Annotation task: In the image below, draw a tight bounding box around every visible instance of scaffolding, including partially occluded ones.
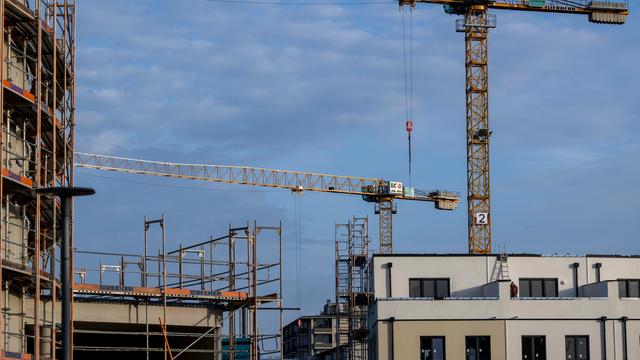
[72,218,284,360]
[335,223,349,360]
[335,217,371,360]
[0,0,76,359]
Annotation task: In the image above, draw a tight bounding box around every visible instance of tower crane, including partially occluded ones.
[73,152,460,254]
[399,0,628,254]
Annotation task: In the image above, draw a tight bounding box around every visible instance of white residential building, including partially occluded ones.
[368,254,640,360]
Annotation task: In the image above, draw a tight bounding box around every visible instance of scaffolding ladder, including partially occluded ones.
[335,222,351,360]
[498,252,510,280]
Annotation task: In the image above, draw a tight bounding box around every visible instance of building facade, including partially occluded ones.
[369,254,640,360]
[284,301,346,359]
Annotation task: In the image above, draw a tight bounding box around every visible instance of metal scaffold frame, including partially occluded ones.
[335,217,371,360]
[0,0,75,358]
[72,218,284,360]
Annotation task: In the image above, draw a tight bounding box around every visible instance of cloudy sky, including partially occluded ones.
[72,0,639,325]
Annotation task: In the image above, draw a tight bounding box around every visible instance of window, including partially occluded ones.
[522,336,546,359]
[314,318,332,329]
[299,334,309,346]
[466,336,490,360]
[565,336,589,360]
[519,278,558,297]
[410,279,421,296]
[618,279,640,298]
[409,278,450,298]
[420,336,445,360]
[315,334,332,345]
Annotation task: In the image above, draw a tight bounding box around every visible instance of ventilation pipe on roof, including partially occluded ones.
[595,262,603,283]
[572,262,580,297]
[386,263,393,298]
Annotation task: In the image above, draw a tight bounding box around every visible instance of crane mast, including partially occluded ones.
[74,152,460,254]
[400,0,628,254]
[463,5,493,254]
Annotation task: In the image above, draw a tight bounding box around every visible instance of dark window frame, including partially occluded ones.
[314,318,332,329]
[618,279,640,298]
[522,335,546,360]
[519,278,559,298]
[298,334,310,345]
[314,334,332,345]
[465,336,491,360]
[565,335,589,360]
[420,336,446,360]
[409,278,450,299]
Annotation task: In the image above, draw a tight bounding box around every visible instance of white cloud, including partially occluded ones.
[78,129,132,154]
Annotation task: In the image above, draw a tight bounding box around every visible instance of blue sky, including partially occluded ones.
[73,0,639,322]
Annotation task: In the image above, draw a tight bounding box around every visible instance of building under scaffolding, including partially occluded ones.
[71,218,284,360]
[0,0,75,359]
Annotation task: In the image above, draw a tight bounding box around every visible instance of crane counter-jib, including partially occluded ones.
[72,152,460,208]
[402,0,628,23]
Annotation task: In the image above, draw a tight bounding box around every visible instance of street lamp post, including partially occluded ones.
[36,187,95,360]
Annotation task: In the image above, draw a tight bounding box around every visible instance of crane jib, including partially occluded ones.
[73,152,461,209]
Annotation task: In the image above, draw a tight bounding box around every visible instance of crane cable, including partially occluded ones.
[402,6,414,186]
[297,195,303,315]
[293,194,299,314]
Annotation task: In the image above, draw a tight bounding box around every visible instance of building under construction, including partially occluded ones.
[0,0,75,359]
[2,208,285,359]
[71,219,284,360]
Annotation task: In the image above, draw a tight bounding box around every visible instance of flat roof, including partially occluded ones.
[372,253,640,258]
